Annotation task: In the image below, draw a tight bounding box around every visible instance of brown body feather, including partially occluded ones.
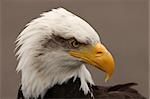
[17,78,146,99]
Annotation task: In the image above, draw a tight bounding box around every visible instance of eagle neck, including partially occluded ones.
[21,64,94,98]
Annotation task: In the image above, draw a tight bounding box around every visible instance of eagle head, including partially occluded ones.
[16,8,115,98]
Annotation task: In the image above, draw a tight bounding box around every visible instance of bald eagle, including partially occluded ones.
[16,8,145,99]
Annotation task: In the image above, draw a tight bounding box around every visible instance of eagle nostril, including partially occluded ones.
[97,52,103,54]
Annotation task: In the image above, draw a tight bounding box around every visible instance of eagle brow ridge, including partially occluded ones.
[51,34,87,45]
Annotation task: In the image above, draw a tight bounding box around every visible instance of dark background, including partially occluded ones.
[0,0,149,99]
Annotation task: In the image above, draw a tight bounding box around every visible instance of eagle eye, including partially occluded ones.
[69,39,80,48]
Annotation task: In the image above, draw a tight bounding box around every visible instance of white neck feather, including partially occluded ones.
[21,63,94,98]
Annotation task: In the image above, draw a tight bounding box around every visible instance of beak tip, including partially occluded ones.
[104,79,108,82]
[104,73,112,82]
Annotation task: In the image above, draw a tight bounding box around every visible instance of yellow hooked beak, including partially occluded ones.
[69,43,115,82]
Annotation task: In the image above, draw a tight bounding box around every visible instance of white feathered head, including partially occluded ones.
[16,8,115,98]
